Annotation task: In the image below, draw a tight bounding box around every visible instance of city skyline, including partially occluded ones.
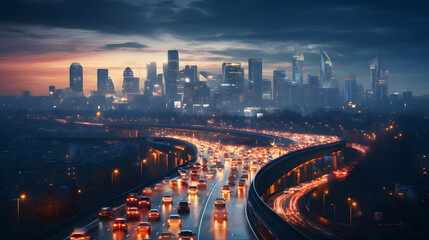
[0,0,428,96]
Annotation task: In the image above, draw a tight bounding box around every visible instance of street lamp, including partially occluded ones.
[17,194,26,233]
[112,169,119,193]
[323,190,329,216]
[330,203,336,222]
[348,198,357,232]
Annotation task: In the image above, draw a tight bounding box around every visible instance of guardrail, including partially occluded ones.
[29,137,198,240]
[246,140,346,240]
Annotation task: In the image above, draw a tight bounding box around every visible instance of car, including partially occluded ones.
[178,201,191,214]
[168,214,182,227]
[197,179,207,188]
[237,179,246,190]
[113,218,127,231]
[170,179,179,189]
[241,171,249,178]
[162,195,173,204]
[163,177,170,184]
[228,176,236,185]
[180,179,189,187]
[137,222,151,232]
[193,163,201,170]
[158,232,175,239]
[206,170,215,179]
[98,207,113,219]
[154,183,163,191]
[214,198,227,222]
[178,230,195,240]
[222,185,231,194]
[148,209,160,221]
[143,187,152,195]
[188,186,198,194]
[126,207,140,219]
[139,196,151,209]
[190,170,199,181]
[201,164,209,171]
[70,229,90,240]
[126,193,138,205]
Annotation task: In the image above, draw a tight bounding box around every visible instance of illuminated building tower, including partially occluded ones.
[122,67,140,95]
[69,62,83,94]
[370,48,389,104]
[144,62,157,96]
[165,50,179,103]
[292,44,304,85]
[344,74,358,103]
[248,58,263,100]
[221,62,244,107]
[49,86,55,97]
[320,49,335,88]
[273,70,287,104]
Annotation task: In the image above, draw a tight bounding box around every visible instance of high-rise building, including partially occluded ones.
[307,74,319,88]
[273,70,287,104]
[122,67,140,95]
[165,50,179,103]
[220,62,244,108]
[49,86,55,97]
[248,58,263,99]
[144,62,157,96]
[146,62,157,82]
[292,44,304,85]
[69,62,83,94]
[344,74,358,103]
[370,48,389,104]
[190,65,198,83]
[97,69,108,95]
[320,49,335,88]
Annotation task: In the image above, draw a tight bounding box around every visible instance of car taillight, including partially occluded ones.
[113,224,117,226]
[122,224,125,226]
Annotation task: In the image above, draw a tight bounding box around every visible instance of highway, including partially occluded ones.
[49,127,341,240]
[265,143,369,240]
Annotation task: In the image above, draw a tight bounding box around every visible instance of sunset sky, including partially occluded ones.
[0,0,428,96]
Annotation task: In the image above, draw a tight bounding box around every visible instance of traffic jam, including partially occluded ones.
[69,130,340,240]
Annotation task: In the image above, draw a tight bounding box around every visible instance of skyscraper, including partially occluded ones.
[190,65,198,83]
[221,62,245,107]
[165,50,179,103]
[273,70,287,104]
[307,74,319,88]
[49,86,55,97]
[320,49,335,88]
[248,58,263,100]
[97,69,108,95]
[122,67,140,95]
[370,48,389,104]
[145,62,157,95]
[344,74,358,103]
[292,44,304,85]
[69,62,83,94]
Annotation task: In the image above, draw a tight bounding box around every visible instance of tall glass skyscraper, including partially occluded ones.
[320,49,334,88]
[248,58,263,99]
[370,48,389,104]
[165,50,179,102]
[97,69,108,94]
[292,44,304,85]
[69,62,83,94]
[344,74,358,103]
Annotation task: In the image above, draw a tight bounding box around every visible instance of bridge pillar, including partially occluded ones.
[296,169,300,184]
[333,154,337,170]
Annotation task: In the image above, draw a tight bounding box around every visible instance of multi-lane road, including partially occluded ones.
[52,128,341,240]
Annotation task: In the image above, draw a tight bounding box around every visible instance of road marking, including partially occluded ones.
[197,171,224,240]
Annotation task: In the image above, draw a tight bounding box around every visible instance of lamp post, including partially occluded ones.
[323,190,328,216]
[112,169,119,193]
[330,203,336,222]
[16,194,26,237]
[348,198,357,232]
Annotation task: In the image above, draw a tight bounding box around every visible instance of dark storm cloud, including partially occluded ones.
[1,0,429,93]
[99,42,148,51]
